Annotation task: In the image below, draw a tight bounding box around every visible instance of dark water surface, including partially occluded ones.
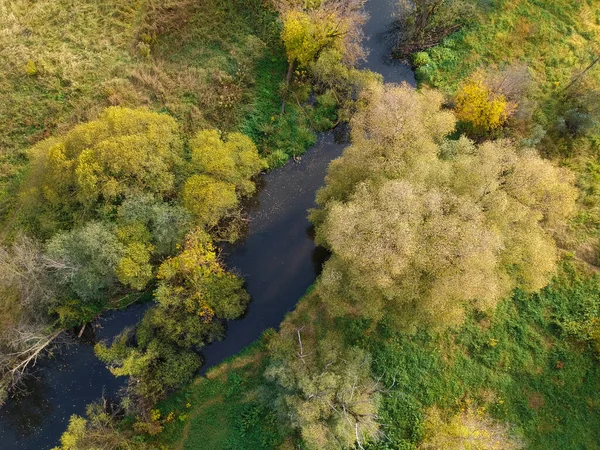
[0,0,413,448]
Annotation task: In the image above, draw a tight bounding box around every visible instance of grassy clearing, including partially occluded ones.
[160,262,600,450]
[0,0,329,216]
[156,339,287,450]
[361,261,600,449]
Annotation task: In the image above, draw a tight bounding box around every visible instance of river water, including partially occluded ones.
[0,1,413,448]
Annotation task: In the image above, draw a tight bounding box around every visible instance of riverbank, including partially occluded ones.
[0,1,306,448]
[150,0,417,448]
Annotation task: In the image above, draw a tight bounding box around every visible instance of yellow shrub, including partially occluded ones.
[455,74,515,134]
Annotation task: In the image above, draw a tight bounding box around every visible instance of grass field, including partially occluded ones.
[0,0,328,218]
[367,262,600,449]
[158,261,600,450]
[414,0,600,99]
[156,339,288,450]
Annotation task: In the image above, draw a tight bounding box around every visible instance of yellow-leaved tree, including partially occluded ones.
[20,107,184,236]
[274,0,367,87]
[455,71,516,136]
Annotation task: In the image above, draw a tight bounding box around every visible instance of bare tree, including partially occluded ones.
[390,0,475,56]
[0,235,60,407]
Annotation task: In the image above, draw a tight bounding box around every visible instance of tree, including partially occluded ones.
[265,299,380,450]
[51,402,138,450]
[391,0,475,56]
[96,229,249,408]
[182,174,238,227]
[149,229,249,347]
[275,0,367,68]
[455,71,516,137]
[189,130,266,196]
[116,194,191,257]
[274,0,368,110]
[20,107,183,236]
[46,222,124,303]
[0,236,61,405]
[96,330,201,412]
[312,83,577,331]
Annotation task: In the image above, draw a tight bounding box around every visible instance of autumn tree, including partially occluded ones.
[455,70,517,137]
[20,107,184,236]
[274,0,369,112]
[189,130,266,196]
[96,229,249,409]
[275,0,367,70]
[149,228,249,348]
[51,402,138,450]
[183,130,265,227]
[312,83,577,331]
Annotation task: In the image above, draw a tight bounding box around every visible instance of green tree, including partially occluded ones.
[96,331,201,414]
[265,300,380,450]
[116,194,191,257]
[46,222,124,303]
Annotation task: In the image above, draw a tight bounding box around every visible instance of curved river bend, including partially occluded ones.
[0,0,413,447]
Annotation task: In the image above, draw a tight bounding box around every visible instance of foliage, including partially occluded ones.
[183,130,266,225]
[419,407,524,449]
[182,175,239,227]
[0,0,278,209]
[96,229,249,410]
[455,71,516,137]
[20,107,183,237]
[266,310,379,449]
[312,83,577,330]
[96,329,203,411]
[275,0,367,68]
[150,261,600,450]
[150,229,249,347]
[51,402,138,450]
[46,222,124,303]
[411,0,600,256]
[116,194,191,257]
[189,130,267,196]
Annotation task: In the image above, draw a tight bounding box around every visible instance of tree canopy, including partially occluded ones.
[20,107,184,235]
[312,83,577,330]
[275,0,367,68]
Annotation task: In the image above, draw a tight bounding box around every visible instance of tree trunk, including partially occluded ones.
[281,59,295,114]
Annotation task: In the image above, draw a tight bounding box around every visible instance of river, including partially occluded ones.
[0,0,413,448]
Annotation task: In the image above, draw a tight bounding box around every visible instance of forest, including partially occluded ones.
[0,0,599,449]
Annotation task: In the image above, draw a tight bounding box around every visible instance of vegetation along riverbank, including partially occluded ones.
[0,0,599,449]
